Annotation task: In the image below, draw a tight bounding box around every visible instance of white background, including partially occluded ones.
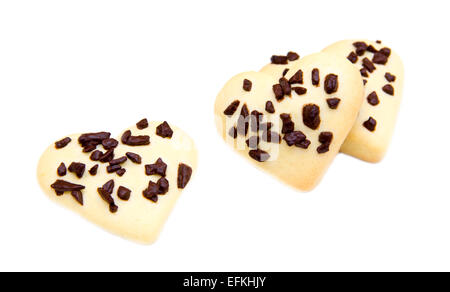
[0,0,449,272]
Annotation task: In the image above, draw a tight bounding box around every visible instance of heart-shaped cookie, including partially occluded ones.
[323,40,404,162]
[215,52,364,191]
[37,119,197,244]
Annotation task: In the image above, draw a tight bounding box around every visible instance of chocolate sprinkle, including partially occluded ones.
[57,163,67,176]
[145,158,167,177]
[117,186,131,201]
[55,137,72,149]
[287,51,300,61]
[362,58,376,73]
[289,70,303,85]
[280,113,295,134]
[302,104,321,130]
[382,84,395,95]
[312,68,320,86]
[271,55,288,65]
[326,98,341,109]
[292,87,307,95]
[243,79,252,91]
[248,149,270,162]
[51,180,85,193]
[71,191,83,206]
[126,152,142,164]
[265,101,275,113]
[136,118,149,130]
[273,84,284,101]
[89,164,98,176]
[385,72,396,82]
[68,162,86,178]
[347,52,358,63]
[324,74,339,94]
[224,100,240,116]
[102,138,118,150]
[279,77,291,96]
[177,163,193,189]
[363,117,377,132]
[367,92,380,106]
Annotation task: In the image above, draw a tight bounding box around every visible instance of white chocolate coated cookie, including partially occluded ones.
[215,52,364,191]
[323,40,404,163]
[37,120,197,244]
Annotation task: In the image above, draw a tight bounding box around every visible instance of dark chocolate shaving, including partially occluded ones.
[89,164,98,176]
[363,117,377,132]
[289,70,303,85]
[324,74,339,94]
[261,131,281,144]
[157,177,169,195]
[136,118,149,130]
[109,156,127,166]
[273,84,284,101]
[143,181,159,202]
[125,135,150,146]
[248,149,270,162]
[102,138,118,150]
[279,77,291,96]
[362,58,376,73]
[55,137,72,149]
[347,52,358,63]
[107,164,121,173]
[145,158,167,177]
[379,47,391,57]
[121,130,131,144]
[382,84,394,95]
[116,169,126,177]
[372,53,388,65]
[312,68,320,86]
[360,68,369,78]
[246,136,260,149]
[385,72,396,82]
[57,163,67,176]
[224,100,240,116]
[353,42,368,56]
[326,98,341,109]
[51,180,85,193]
[292,87,307,95]
[98,179,117,213]
[265,101,275,113]
[250,110,263,132]
[126,152,142,164]
[117,186,131,201]
[302,104,321,130]
[271,55,288,65]
[280,113,295,134]
[228,126,238,139]
[78,132,111,147]
[90,150,103,161]
[99,149,114,163]
[283,131,306,147]
[317,132,333,154]
[71,191,83,206]
[243,79,252,91]
[68,162,86,178]
[367,91,380,106]
[156,121,174,138]
[237,104,249,136]
[287,51,300,61]
[282,68,289,77]
[177,163,193,189]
